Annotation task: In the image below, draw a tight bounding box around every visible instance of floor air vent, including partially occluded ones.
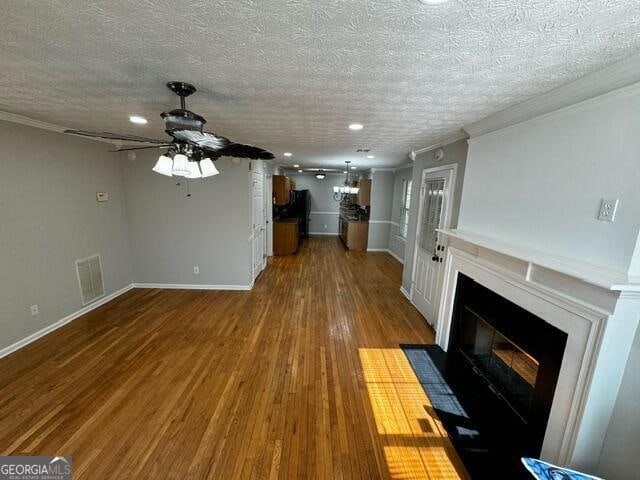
[76,254,105,305]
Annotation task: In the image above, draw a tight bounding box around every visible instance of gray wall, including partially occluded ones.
[289,173,340,234]
[121,152,253,287]
[368,170,395,249]
[388,166,414,262]
[0,121,134,351]
[401,138,468,293]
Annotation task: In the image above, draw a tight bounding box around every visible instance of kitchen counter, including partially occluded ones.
[273,218,299,255]
[274,218,300,224]
[338,215,369,250]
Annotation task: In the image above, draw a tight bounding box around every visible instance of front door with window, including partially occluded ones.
[411,167,455,327]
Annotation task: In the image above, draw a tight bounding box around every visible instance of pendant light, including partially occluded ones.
[333,161,359,201]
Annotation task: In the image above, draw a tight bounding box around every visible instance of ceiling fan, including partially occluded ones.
[64,81,274,178]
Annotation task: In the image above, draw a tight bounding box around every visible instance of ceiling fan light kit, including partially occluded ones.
[199,158,219,177]
[64,81,274,180]
[152,155,173,176]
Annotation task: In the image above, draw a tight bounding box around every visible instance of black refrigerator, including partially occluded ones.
[287,190,310,239]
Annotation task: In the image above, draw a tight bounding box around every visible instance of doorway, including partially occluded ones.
[251,171,267,281]
[265,173,273,257]
[410,164,457,328]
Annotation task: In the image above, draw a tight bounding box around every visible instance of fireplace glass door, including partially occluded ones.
[459,306,539,419]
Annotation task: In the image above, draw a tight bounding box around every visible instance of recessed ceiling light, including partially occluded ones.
[129,115,148,124]
[293,164,299,168]
[366,155,375,159]
[348,123,364,131]
[284,152,292,157]
[351,166,357,170]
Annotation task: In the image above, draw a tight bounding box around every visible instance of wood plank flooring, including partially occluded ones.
[0,236,468,479]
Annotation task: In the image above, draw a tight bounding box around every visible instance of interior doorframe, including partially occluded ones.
[409,163,458,311]
[266,173,273,257]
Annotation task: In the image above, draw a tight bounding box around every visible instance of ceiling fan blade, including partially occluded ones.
[108,144,173,152]
[169,130,230,150]
[64,130,169,144]
[208,143,275,160]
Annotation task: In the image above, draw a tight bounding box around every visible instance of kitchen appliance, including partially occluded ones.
[287,190,310,239]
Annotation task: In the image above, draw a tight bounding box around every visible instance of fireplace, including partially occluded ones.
[405,273,569,478]
[449,274,567,461]
[431,229,640,476]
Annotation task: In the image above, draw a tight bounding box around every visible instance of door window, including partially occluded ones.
[419,178,445,254]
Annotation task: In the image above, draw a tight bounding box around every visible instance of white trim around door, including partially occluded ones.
[409,163,457,328]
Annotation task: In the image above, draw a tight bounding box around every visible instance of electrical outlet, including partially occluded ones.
[193,266,199,274]
[30,304,39,316]
[598,198,619,222]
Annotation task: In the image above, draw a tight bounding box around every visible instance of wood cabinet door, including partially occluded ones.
[357,179,371,206]
[273,175,291,206]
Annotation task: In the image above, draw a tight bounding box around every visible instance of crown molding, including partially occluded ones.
[0,110,139,146]
[394,163,413,172]
[0,110,70,133]
[464,53,640,138]
[411,129,469,158]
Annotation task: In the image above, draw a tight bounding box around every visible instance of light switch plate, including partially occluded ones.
[598,198,619,222]
[96,192,109,202]
[30,304,39,316]
[193,266,199,274]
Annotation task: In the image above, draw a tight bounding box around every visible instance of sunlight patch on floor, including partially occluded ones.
[359,348,468,480]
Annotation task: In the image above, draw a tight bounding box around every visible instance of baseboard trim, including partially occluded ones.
[366,248,404,265]
[400,285,412,302]
[309,232,339,236]
[0,283,135,360]
[132,282,254,291]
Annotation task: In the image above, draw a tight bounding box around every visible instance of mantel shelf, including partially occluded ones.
[437,229,640,292]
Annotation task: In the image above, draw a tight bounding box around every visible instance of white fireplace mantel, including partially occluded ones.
[434,228,640,473]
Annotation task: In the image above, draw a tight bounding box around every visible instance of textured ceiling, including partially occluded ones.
[2,0,640,169]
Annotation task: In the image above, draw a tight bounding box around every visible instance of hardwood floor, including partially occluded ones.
[0,236,468,479]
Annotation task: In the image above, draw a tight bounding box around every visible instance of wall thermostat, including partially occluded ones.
[96,192,109,203]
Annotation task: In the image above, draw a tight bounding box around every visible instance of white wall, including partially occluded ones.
[459,85,640,276]
[0,121,134,351]
[597,324,640,480]
[289,173,340,235]
[368,170,394,250]
[121,152,253,287]
[402,139,468,292]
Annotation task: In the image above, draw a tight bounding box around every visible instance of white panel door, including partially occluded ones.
[411,168,455,327]
[251,172,266,280]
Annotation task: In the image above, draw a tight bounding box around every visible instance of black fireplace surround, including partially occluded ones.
[406,273,568,478]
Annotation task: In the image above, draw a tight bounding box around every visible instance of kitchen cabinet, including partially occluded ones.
[273,175,291,206]
[357,179,371,206]
[274,218,299,255]
[339,216,369,251]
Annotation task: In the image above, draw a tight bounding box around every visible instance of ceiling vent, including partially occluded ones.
[76,254,105,305]
[356,148,370,152]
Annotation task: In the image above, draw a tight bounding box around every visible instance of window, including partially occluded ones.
[400,179,412,238]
